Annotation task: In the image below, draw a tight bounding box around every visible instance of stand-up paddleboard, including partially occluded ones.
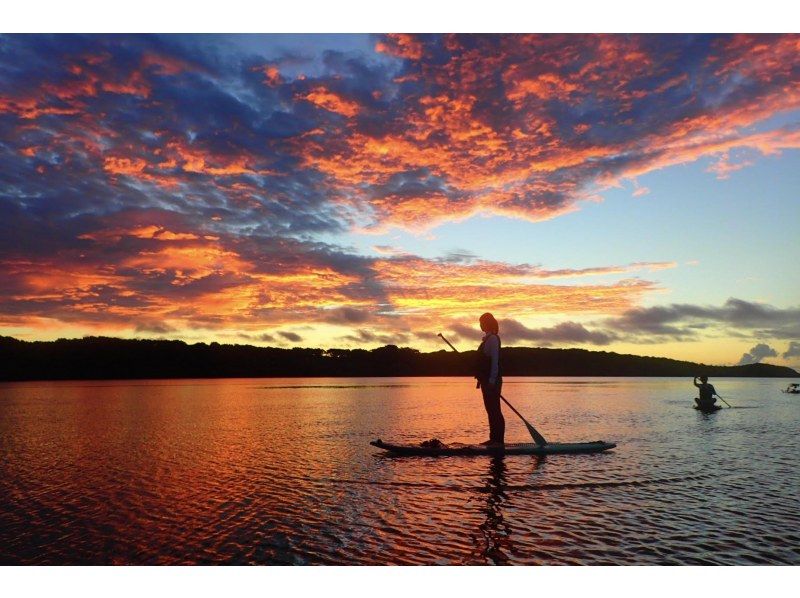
[693,398,723,413]
[694,404,723,413]
[370,438,616,456]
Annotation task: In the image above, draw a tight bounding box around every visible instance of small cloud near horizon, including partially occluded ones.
[737,343,778,365]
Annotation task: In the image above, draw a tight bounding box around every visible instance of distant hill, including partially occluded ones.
[1,336,797,381]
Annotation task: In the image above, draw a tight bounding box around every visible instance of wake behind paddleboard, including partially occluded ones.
[370,438,616,456]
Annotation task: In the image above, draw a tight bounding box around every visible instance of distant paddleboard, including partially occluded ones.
[693,404,723,413]
[370,439,616,456]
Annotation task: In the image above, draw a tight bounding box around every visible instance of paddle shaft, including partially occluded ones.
[716,394,733,408]
[437,333,548,445]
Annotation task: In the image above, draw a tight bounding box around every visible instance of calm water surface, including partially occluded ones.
[1,377,798,565]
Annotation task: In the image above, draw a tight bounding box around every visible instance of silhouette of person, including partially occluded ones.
[693,375,718,409]
[475,313,504,445]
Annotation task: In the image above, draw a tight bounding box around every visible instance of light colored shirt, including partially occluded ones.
[482,333,500,384]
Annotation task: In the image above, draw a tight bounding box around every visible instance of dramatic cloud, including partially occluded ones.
[501,319,616,345]
[304,34,800,230]
[737,343,778,365]
[1,34,799,349]
[604,299,800,340]
[422,299,800,359]
[3,34,799,237]
[0,204,666,338]
[444,299,800,352]
[442,298,799,350]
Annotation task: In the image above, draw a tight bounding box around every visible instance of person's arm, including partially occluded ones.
[693,377,700,388]
[486,335,500,386]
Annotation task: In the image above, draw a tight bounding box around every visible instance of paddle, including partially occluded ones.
[437,332,548,446]
[715,394,733,408]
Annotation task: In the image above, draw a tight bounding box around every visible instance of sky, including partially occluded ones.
[0,33,798,368]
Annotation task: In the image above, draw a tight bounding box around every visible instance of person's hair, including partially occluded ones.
[479,312,499,335]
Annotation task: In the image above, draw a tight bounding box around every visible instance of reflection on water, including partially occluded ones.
[467,455,522,565]
[259,384,415,390]
[1,376,799,565]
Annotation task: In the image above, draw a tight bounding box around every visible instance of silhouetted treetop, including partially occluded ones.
[0,336,796,381]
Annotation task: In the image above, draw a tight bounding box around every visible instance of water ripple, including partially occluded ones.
[1,376,798,564]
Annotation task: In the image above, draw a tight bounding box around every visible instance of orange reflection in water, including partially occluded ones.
[1,376,798,564]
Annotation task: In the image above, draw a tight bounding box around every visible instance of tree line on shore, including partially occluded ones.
[1,336,797,381]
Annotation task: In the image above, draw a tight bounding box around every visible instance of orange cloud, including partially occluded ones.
[254,64,282,86]
[299,87,360,117]
[104,156,148,175]
[141,52,191,76]
[0,49,189,126]
[375,34,424,60]
[165,140,275,177]
[372,256,658,318]
[101,70,151,97]
[706,153,755,180]
[1,228,669,344]
[298,35,800,231]
[505,72,581,103]
[3,34,799,349]
[0,95,80,119]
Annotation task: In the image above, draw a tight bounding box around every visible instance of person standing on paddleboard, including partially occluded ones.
[475,313,504,446]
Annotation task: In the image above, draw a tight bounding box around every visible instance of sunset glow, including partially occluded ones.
[1,34,798,367]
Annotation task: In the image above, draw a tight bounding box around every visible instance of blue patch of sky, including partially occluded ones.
[171,33,399,79]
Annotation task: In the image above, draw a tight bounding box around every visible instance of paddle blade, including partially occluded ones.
[526,422,548,446]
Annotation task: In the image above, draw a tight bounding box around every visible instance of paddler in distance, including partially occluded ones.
[475,313,504,446]
[693,375,718,410]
